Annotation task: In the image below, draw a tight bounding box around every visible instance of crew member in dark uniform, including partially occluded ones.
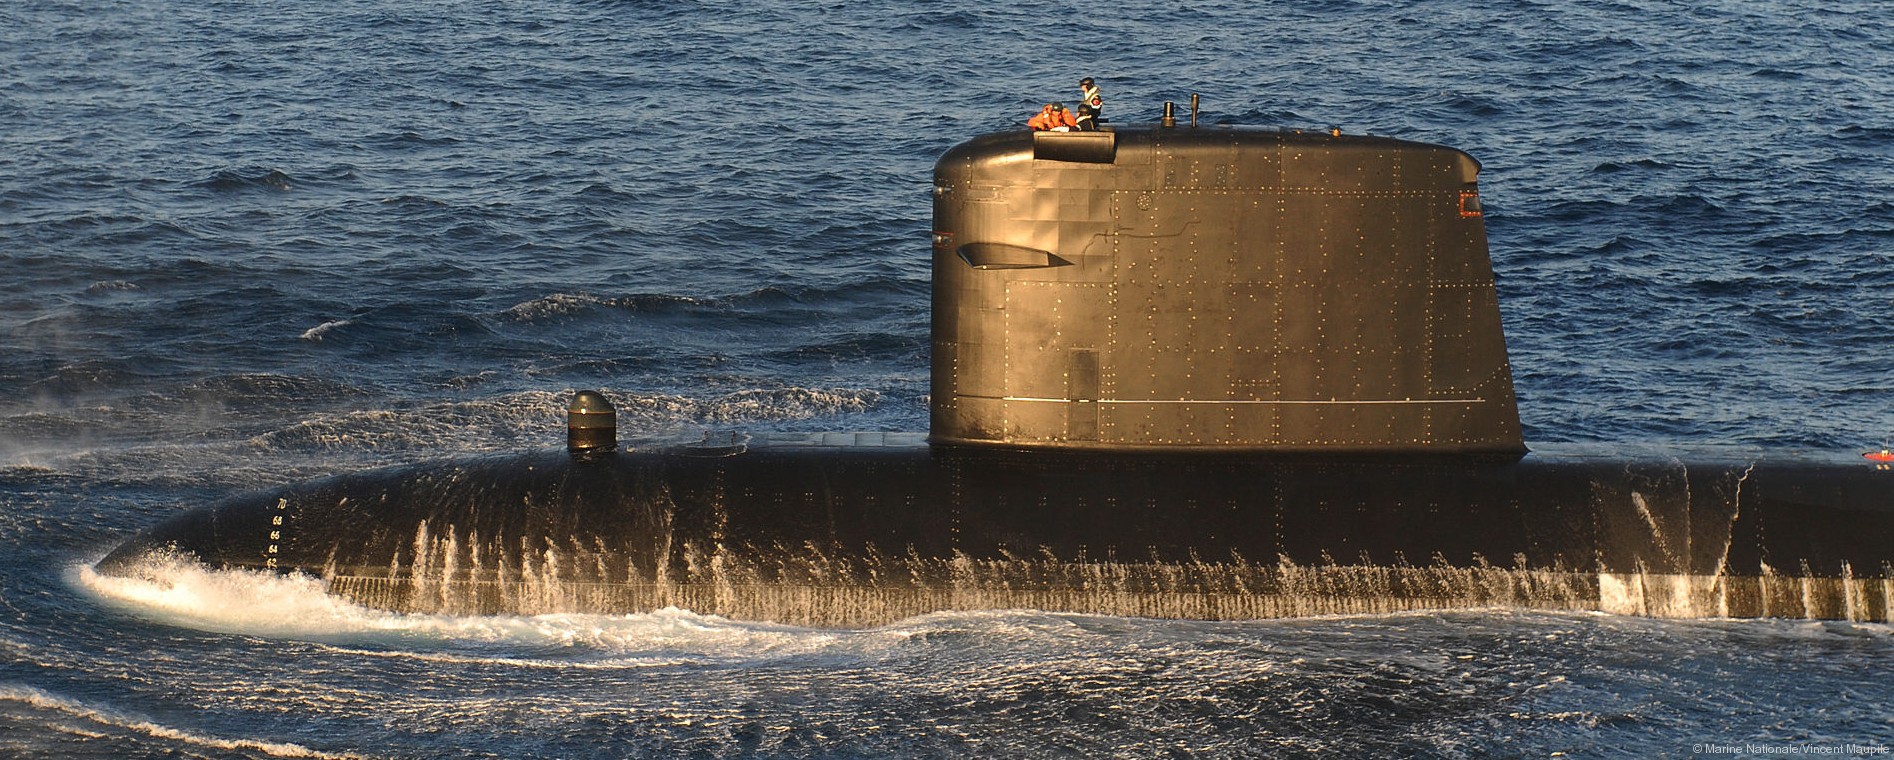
[1076,77,1104,131]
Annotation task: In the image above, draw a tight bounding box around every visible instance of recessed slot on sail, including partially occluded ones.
[1033,130,1117,163]
[957,242,1066,270]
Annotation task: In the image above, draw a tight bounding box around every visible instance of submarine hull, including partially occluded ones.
[93,127,1894,626]
[97,435,1894,626]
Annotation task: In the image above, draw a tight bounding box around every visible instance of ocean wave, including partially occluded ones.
[693,387,881,423]
[500,292,709,321]
[375,194,450,209]
[1835,124,1894,144]
[82,280,141,294]
[298,319,353,341]
[242,386,884,455]
[0,681,355,759]
[176,373,368,408]
[1588,158,1673,174]
[192,167,294,193]
[0,383,889,485]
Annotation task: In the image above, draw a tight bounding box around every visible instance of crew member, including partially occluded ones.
[1076,77,1103,131]
[1027,103,1077,131]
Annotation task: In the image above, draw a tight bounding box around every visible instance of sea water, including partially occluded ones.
[4,0,1893,755]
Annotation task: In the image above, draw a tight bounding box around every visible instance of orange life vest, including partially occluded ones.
[1028,107,1075,131]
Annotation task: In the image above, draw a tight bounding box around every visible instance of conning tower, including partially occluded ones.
[930,125,1523,454]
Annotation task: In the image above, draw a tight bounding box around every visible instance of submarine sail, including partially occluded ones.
[931,128,1521,454]
[94,122,1894,626]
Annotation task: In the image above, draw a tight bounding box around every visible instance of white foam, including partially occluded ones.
[71,557,871,662]
[75,556,388,639]
[0,682,355,759]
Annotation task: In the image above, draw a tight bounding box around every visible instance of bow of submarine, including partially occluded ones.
[92,449,664,581]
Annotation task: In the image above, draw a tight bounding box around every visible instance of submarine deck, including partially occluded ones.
[685,431,1875,469]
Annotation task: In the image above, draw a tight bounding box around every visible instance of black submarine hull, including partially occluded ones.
[94,124,1894,626]
[96,434,1894,626]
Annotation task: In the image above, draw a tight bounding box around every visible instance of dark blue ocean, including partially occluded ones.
[5,0,1894,756]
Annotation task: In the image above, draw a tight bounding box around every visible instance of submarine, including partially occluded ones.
[97,106,1894,627]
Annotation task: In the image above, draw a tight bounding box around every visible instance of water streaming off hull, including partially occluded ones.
[315,567,1894,627]
[322,522,1894,626]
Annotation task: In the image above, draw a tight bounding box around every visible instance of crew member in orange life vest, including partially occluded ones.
[1076,77,1103,131]
[1027,103,1077,131]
